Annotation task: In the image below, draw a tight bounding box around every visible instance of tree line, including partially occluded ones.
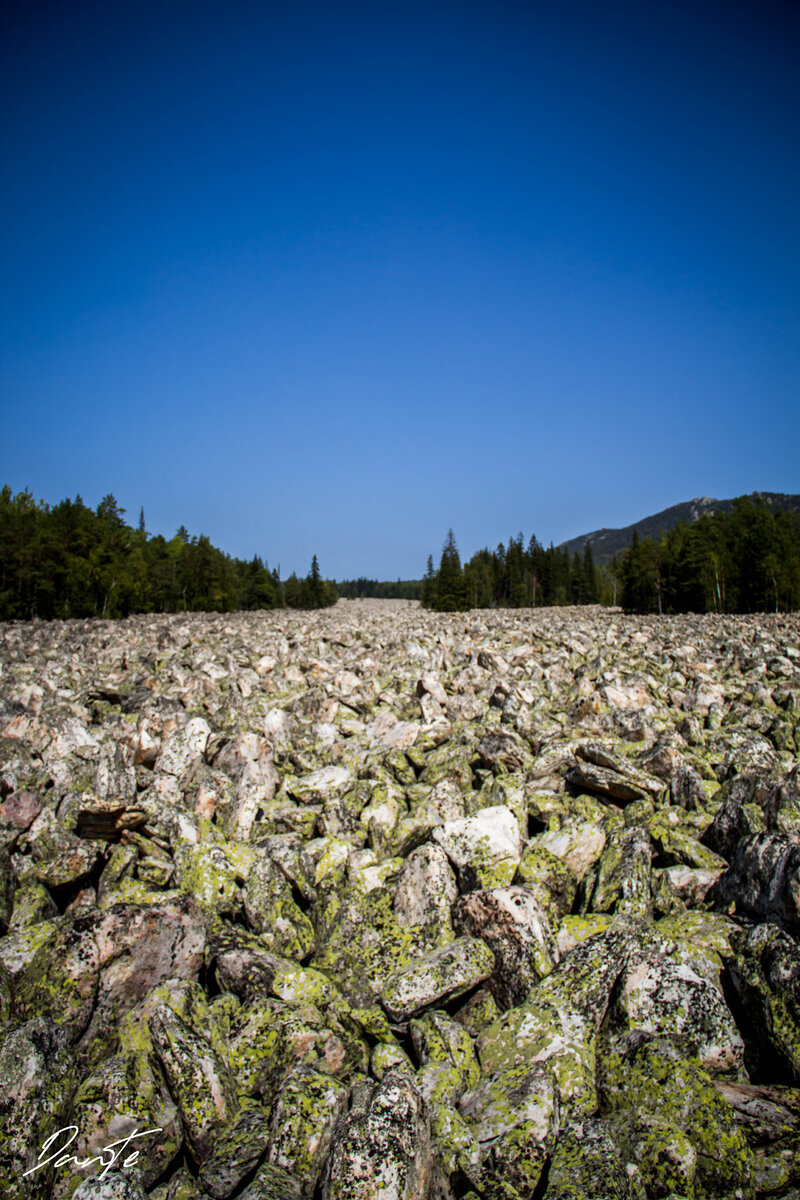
[423,497,800,614]
[422,530,599,611]
[0,487,337,620]
[335,578,422,600]
[618,496,800,614]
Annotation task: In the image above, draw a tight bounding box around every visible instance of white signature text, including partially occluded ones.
[23,1124,162,1180]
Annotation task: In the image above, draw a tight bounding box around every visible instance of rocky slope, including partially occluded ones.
[1,599,799,1200]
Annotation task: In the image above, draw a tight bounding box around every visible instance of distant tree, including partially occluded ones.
[421,555,436,608]
[433,529,468,612]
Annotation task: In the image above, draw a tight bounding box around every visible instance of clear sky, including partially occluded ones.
[2,0,798,580]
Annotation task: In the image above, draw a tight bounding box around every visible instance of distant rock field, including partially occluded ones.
[1,599,799,1200]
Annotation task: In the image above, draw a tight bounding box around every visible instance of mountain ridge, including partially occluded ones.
[559,491,800,564]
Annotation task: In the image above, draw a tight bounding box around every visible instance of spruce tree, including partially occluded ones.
[435,529,468,612]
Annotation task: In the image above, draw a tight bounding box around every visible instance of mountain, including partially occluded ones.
[559,492,800,564]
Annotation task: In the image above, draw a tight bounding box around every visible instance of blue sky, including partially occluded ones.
[2,0,798,579]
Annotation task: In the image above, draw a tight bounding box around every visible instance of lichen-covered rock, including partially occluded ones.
[71,1173,147,1200]
[322,1072,434,1200]
[381,936,495,1022]
[613,1110,698,1198]
[514,839,578,926]
[393,843,457,941]
[609,941,745,1076]
[582,825,653,919]
[149,1003,238,1163]
[267,1067,349,1193]
[2,600,800,1199]
[728,922,800,1082]
[543,1118,646,1200]
[311,872,445,1006]
[242,844,315,958]
[534,814,607,882]
[50,1041,182,1198]
[460,1062,559,1199]
[432,806,521,891]
[227,996,364,1104]
[172,836,254,921]
[598,1033,755,1197]
[452,886,558,1008]
[0,914,100,1043]
[410,1010,480,1094]
[0,1017,76,1199]
[478,921,640,1116]
[237,1164,303,1200]
[712,832,800,932]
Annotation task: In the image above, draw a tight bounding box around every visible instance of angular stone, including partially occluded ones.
[267,1067,349,1192]
[452,887,558,1008]
[382,936,495,1023]
[322,1073,434,1200]
[149,1004,238,1163]
[432,806,521,891]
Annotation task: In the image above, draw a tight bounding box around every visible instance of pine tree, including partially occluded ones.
[434,529,468,612]
[421,554,436,608]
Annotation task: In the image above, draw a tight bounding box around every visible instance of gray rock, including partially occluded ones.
[452,886,558,1008]
[0,1017,76,1198]
[322,1072,434,1200]
[728,922,800,1082]
[381,936,495,1022]
[149,1003,238,1163]
[71,1173,147,1200]
[712,832,800,931]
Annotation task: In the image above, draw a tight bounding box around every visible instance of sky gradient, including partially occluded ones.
[2,0,799,580]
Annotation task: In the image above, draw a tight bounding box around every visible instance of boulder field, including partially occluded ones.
[0,599,799,1200]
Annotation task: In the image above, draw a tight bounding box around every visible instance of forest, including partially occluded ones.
[0,487,337,620]
[422,497,800,614]
[3,487,799,622]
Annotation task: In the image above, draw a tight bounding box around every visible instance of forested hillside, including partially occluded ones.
[0,487,337,619]
[423,497,800,614]
[619,496,800,614]
[559,491,800,563]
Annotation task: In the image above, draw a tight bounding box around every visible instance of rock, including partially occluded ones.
[0,1017,76,1198]
[237,1164,303,1200]
[393,843,457,938]
[460,1062,559,1198]
[0,788,42,830]
[514,840,578,927]
[322,1072,434,1200]
[242,850,315,959]
[543,1118,645,1200]
[267,1067,349,1192]
[2,600,800,1197]
[149,1003,238,1163]
[582,825,652,919]
[598,1033,755,1197]
[71,1173,148,1200]
[432,806,521,891]
[452,886,558,1008]
[712,832,800,931]
[608,941,745,1075]
[208,923,283,1000]
[478,921,640,1117]
[381,936,495,1022]
[410,1010,480,1094]
[728,922,800,1082]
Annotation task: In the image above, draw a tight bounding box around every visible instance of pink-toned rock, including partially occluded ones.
[0,789,42,830]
